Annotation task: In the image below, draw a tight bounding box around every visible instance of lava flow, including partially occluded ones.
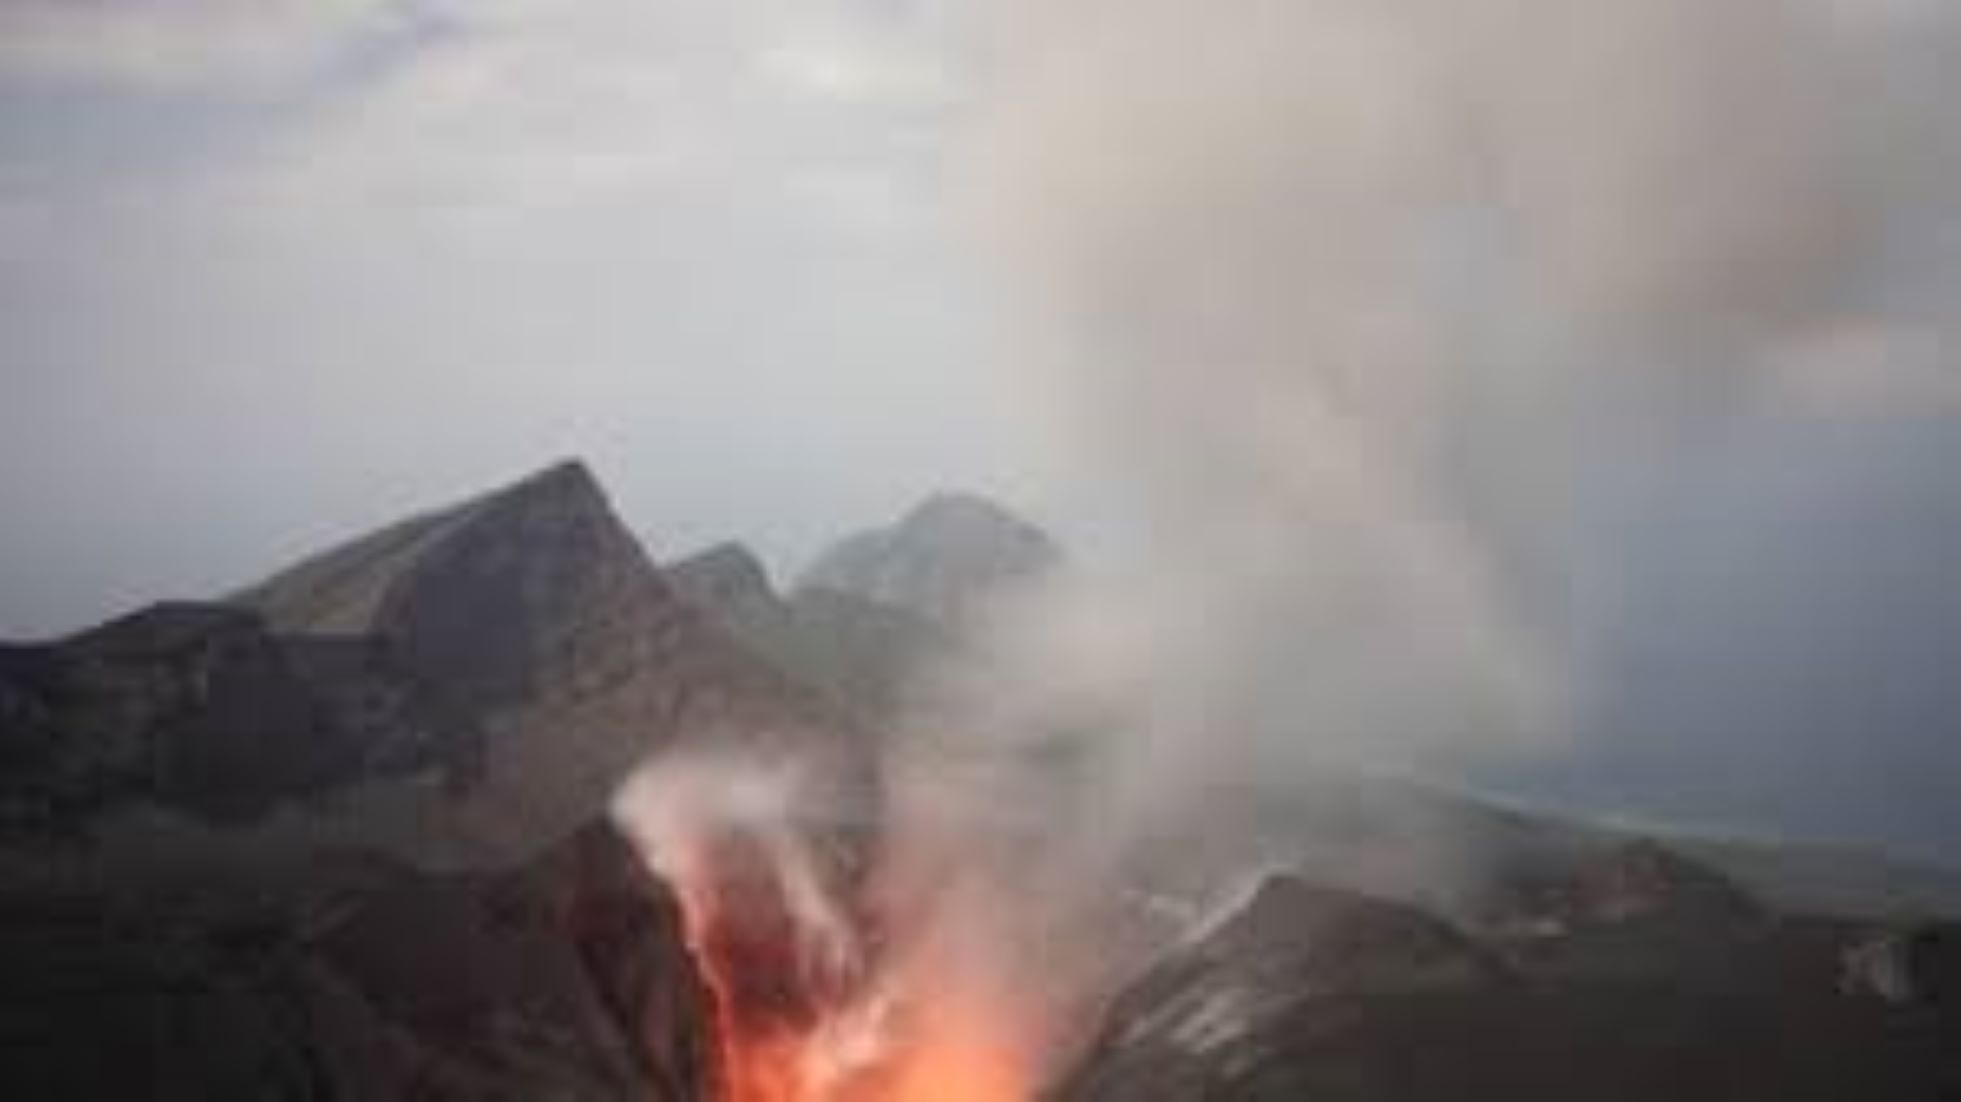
[680,829,1031,1102]
[613,755,1032,1102]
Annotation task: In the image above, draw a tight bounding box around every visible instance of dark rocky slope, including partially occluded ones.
[0,822,716,1101]
[225,459,872,868]
[668,540,951,725]
[1058,849,1961,1102]
[0,461,876,1100]
[0,602,479,837]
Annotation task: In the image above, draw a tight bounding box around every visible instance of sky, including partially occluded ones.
[0,0,1076,638]
[3,0,1961,865]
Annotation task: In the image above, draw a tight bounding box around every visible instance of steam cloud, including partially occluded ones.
[959,0,1961,838]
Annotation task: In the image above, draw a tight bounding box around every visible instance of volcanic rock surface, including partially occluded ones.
[670,540,952,726]
[0,460,874,1101]
[226,459,871,867]
[796,492,1060,631]
[0,822,717,1101]
[0,601,477,835]
[9,463,1961,1102]
[1059,858,1961,1102]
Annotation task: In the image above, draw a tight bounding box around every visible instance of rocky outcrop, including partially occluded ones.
[1469,840,1780,987]
[1842,922,1961,1013]
[667,543,790,656]
[239,460,690,716]
[656,491,1064,731]
[1058,876,1505,1101]
[1059,867,1960,1102]
[0,602,476,837]
[1481,839,1765,932]
[307,822,716,1101]
[519,823,722,1100]
[223,460,873,868]
[1,462,869,870]
[796,491,1059,629]
[669,540,951,725]
[0,822,718,1101]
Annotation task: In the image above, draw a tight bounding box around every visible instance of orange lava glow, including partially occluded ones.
[846,1016,1029,1102]
[619,757,1031,1102]
[731,1021,1025,1102]
[690,907,1030,1102]
[700,967,1030,1102]
[717,1037,806,1102]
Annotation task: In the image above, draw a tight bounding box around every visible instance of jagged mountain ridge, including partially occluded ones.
[224,460,869,868]
[0,459,881,1100]
[668,540,952,725]
[796,491,1061,629]
[9,464,1961,1101]
[665,543,785,650]
[0,821,718,1101]
[0,601,481,836]
[3,461,875,869]
[238,461,670,714]
[1059,853,1961,1102]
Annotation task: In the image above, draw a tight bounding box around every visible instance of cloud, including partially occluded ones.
[956,0,1961,854]
[757,17,958,110]
[173,0,965,233]
[0,0,437,94]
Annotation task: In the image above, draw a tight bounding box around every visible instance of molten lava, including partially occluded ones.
[840,1006,1030,1102]
[613,754,1032,1102]
[669,829,1029,1102]
[703,983,1030,1102]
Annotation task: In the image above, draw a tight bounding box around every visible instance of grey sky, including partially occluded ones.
[3,0,1961,865]
[0,0,1075,638]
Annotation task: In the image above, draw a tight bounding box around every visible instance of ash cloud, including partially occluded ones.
[956,0,1961,856]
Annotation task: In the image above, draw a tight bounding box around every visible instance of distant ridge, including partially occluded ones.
[0,600,475,832]
[236,460,660,711]
[4,459,873,870]
[796,491,1060,628]
[669,539,953,726]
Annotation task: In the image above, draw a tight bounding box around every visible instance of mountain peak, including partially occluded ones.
[903,489,1036,529]
[215,460,872,866]
[494,457,610,517]
[234,459,669,714]
[796,490,1060,627]
[668,542,776,610]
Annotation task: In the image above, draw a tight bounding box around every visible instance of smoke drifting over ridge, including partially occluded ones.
[604,4,1961,1095]
[955,0,1961,850]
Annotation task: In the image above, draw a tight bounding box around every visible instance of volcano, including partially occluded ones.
[5,462,1961,1101]
[0,461,874,1100]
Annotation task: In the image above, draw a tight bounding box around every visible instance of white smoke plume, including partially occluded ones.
[954,0,1961,825]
